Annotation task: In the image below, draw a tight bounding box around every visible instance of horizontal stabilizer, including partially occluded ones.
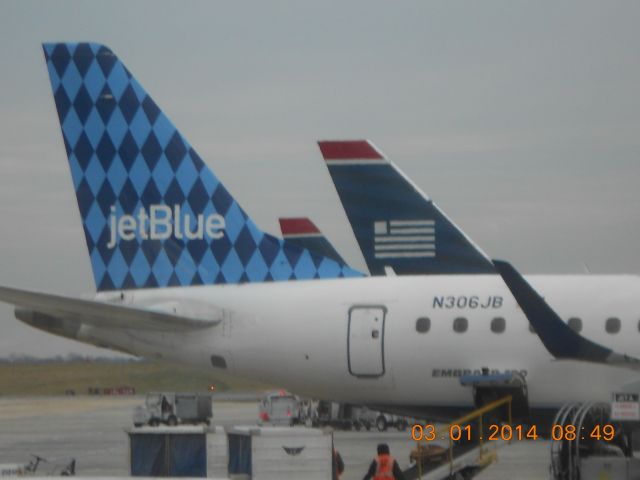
[493,260,640,370]
[0,285,221,331]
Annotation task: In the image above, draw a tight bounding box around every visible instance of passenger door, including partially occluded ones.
[348,306,386,377]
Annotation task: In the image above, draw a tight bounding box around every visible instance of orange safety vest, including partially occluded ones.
[373,454,395,480]
[333,449,343,479]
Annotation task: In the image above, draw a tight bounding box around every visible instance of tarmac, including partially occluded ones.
[0,397,550,479]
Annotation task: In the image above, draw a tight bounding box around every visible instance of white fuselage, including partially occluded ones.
[86,274,640,410]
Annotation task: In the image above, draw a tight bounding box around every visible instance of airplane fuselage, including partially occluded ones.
[80,274,640,411]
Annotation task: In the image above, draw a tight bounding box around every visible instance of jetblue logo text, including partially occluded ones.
[106,205,225,249]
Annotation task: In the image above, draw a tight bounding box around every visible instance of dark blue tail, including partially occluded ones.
[319,140,495,276]
[43,43,362,291]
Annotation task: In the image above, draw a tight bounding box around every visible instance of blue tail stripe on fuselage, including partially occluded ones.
[44,43,362,291]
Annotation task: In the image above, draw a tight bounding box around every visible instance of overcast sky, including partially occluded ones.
[1,1,639,356]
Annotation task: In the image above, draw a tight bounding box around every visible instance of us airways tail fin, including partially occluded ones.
[43,43,361,291]
[279,217,346,265]
[318,140,494,276]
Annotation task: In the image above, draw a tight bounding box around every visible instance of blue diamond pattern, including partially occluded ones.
[107,61,129,101]
[152,249,173,286]
[85,202,107,242]
[84,156,106,195]
[84,109,105,149]
[220,250,243,283]
[62,108,83,147]
[293,250,316,279]
[84,60,106,102]
[106,159,127,194]
[129,108,152,148]
[73,85,93,124]
[245,251,269,282]
[317,258,342,278]
[96,85,116,123]
[61,62,83,101]
[119,84,140,124]
[44,42,362,291]
[163,178,185,206]
[107,249,128,287]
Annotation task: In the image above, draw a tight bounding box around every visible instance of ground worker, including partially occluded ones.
[332,448,344,479]
[362,443,405,480]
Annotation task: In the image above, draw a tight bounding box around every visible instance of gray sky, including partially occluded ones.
[1,1,639,356]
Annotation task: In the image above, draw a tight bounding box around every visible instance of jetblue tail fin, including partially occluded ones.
[318,140,494,276]
[43,43,361,291]
[279,218,346,265]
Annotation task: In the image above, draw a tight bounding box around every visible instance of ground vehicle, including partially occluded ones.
[258,391,304,426]
[354,407,409,432]
[0,455,75,477]
[133,392,212,427]
[312,401,357,430]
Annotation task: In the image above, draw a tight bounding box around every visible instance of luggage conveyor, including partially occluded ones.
[404,396,515,480]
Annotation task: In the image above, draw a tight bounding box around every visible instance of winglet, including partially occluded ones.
[494,259,640,370]
[318,140,386,164]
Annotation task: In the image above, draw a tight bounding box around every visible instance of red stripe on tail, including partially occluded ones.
[318,140,383,160]
[279,217,320,236]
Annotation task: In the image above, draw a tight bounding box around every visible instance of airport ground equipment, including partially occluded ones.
[133,392,212,427]
[311,401,354,430]
[460,370,529,421]
[0,455,44,477]
[0,455,75,477]
[128,425,333,479]
[129,425,220,477]
[309,401,409,431]
[257,390,304,426]
[352,406,409,432]
[550,401,640,480]
[407,395,512,480]
[226,426,333,479]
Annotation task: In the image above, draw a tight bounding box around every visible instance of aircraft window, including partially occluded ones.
[415,317,431,333]
[491,317,506,333]
[453,317,468,333]
[568,317,582,333]
[605,317,621,334]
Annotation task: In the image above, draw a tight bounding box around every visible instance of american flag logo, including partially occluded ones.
[373,220,435,259]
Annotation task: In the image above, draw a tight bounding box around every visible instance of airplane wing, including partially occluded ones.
[0,286,222,332]
[493,260,640,370]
